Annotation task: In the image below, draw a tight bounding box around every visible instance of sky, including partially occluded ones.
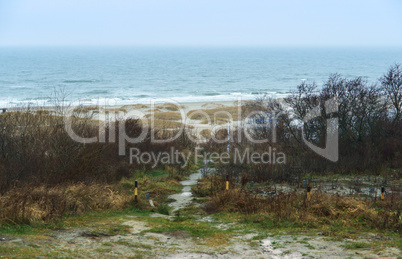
[0,0,401,47]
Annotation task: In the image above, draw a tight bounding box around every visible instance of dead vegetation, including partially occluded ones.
[155,103,186,111]
[145,111,183,121]
[201,102,225,109]
[146,108,162,113]
[104,107,128,114]
[0,183,131,224]
[202,188,401,233]
[34,110,54,116]
[200,129,212,139]
[72,105,103,114]
[187,106,243,123]
[121,104,149,110]
[0,105,198,224]
[144,118,191,129]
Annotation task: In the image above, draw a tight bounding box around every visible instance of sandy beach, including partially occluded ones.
[93,100,248,139]
[5,100,254,139]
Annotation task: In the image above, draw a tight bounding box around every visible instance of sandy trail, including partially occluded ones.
[167,171,203,212]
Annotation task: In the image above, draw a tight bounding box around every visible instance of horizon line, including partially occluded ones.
[0,44,402,48]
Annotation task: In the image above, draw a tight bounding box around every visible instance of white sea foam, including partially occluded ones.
[1,47,400,108]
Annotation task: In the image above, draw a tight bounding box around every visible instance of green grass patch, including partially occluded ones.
[305,244,315,249]
[157,204,170,215]
[250,233,269,240]
[115,240,152,249]
[0,207,151,237]
[94,247,112,253]
[0,245,65,258]
[342,242,371,249]
[297,240,308,244]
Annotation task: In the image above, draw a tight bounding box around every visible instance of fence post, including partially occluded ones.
[135,180,138,202]
[226,174,229,191]
[307,186,311,199]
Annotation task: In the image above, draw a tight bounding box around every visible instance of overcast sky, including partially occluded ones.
[0,0,401,47]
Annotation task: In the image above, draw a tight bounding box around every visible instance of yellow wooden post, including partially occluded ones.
[226,174,229,190]
[307,186,311,199]
[381,186,385,200]
[135,180,138,201]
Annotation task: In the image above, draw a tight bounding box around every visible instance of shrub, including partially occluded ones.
[203,189,401,232]
[0,183,131,224]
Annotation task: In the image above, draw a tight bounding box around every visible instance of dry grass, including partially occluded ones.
[146,108,162,113]
[73,106,103,114]
[200,118,228,124]
[121,104,149,110]
[73,106,127,114]
[104,108,128,113]
[0,109,195,191]
[199,118,210,124]
[145,119,190,129]
[128,177,180,198]
[187,106,243,123]
[201,102,225,109]
[1,110,61,122]
[192,175,225,197]
[155,103,186,111]
[34,110,54,116]
[146,112,184,121]
[203,188,401,232]
[233,100,251,105]
[200,129,212,139]
[0,183,131,224]
[0,108,197,225]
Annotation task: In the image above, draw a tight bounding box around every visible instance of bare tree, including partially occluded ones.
[380,64,402,124]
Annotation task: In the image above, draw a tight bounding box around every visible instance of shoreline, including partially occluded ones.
[0,92,289,111]
[4,100,248,115]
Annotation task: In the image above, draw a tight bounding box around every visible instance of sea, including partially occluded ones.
[1,46,402,107]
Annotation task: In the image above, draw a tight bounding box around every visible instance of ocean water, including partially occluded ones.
[1,47,402,107]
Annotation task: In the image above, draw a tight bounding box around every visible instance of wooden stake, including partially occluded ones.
[307,186,311,199]
[135,180,138,201]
